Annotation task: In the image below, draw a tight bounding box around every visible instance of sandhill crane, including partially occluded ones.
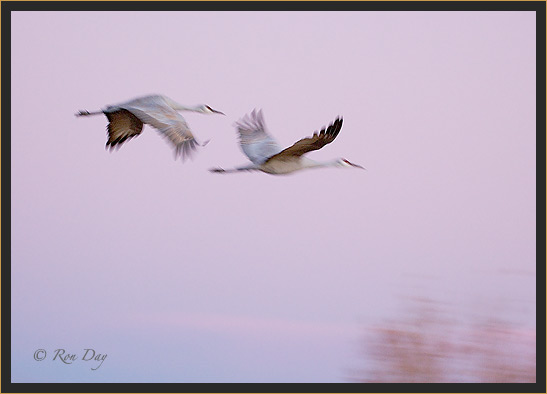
[76,94,225,161]
[210,110,364,175]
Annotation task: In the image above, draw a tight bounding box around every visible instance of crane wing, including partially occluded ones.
[235,109,283,165]
[265,117,343,163]
[118,98,200,161]
[105,109,144,150]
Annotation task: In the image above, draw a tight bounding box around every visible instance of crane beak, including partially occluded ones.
[212,109,225,115]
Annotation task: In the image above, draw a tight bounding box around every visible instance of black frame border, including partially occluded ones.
[2,1,545,393]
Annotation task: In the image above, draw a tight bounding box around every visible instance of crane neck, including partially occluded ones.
[163,97,201,112]
[173,104,201,112]
[301,158,339,169]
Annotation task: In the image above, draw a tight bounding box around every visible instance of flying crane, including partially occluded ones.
[210,110,364,175]
[76,94,225,161]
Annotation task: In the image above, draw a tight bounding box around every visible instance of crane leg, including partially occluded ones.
[209,165,259,174]
[75,109,103,117]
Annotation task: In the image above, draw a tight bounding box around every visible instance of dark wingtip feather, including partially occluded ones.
[174,138,201,163]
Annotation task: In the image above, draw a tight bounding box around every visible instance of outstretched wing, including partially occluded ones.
[105,109,144,150]
[265,117,343,163]
[117,96,201,161]
[235,109,283,165]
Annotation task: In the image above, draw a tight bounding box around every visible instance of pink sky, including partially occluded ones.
[11,11,536,382]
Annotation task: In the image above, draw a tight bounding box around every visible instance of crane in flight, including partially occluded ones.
[210,109,364,175]
[76,94,225,161]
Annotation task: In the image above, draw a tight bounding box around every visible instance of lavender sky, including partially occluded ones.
[11,11,536,383]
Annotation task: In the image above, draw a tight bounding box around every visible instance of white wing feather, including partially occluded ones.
[235,109,283,165]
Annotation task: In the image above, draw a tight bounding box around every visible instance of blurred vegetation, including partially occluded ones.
[349,298,535,383]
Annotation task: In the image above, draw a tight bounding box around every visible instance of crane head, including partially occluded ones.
[200,105,225,115]
[337,158,366,170]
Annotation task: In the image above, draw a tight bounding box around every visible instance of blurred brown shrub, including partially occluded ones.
[350,298,535,383]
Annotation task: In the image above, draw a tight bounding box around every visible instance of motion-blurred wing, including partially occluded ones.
[119,96,200,161]
[105,110,144,150]
[265,117,343,163]
[235,109,283,165]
